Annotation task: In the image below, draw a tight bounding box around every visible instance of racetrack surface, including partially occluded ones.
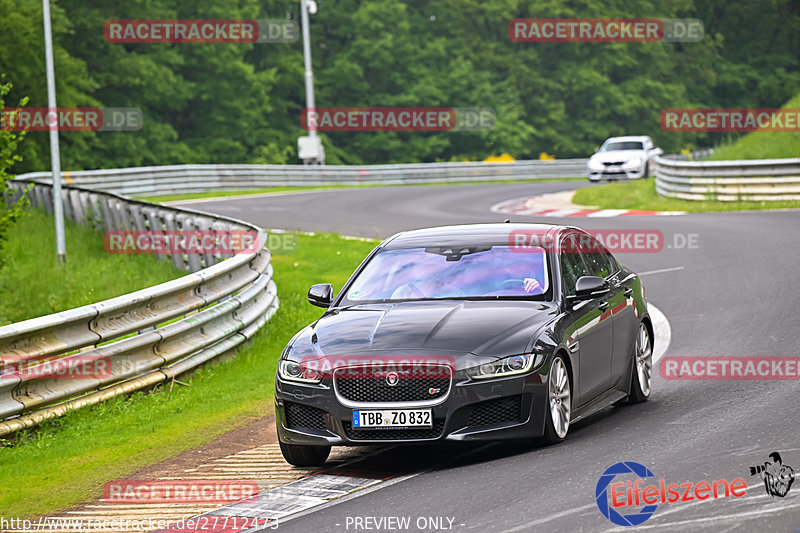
[178,182,800,532]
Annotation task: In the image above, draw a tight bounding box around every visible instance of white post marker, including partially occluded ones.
[298,0,325,165]
[42,0,66,263]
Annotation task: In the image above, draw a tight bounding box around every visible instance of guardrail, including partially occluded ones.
[15,159,588,197]
[0,180,279,437]
[654,156,800,201]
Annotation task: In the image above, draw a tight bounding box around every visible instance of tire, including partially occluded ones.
[279,440,331,467]
[643,163,650,178]
[627,322,653,404]
[541,354,571,444]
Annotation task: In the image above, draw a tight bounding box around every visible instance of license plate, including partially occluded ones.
[352,409,432,428]
[606,165,621,172]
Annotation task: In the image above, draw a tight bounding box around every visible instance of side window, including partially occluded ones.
[559,235,590,296]
[577,234,615,278]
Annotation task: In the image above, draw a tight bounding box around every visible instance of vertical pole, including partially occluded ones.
[42,0,66,264]
[301,0,316,141]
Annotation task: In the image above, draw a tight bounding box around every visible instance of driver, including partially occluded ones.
[523,277,542,293]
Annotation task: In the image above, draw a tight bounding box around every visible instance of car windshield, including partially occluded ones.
[344,245,549,302]
[602,141,644,151]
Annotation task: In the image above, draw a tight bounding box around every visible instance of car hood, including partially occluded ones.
[286,300,559,363]
[590,150,646,163]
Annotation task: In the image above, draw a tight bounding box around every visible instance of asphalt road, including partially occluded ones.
[180,182,800,532]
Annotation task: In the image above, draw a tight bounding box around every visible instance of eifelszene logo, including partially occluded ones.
[595,461,748,527]
[596,462,659,527]
[749,452,795,498]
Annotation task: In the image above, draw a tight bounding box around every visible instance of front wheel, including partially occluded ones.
[628,322,653,404]
[279,440,331,466]
[541,355,571,444]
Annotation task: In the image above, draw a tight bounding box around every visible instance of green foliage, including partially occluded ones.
[1,0,798,169]
[0,79,30,268]
[709,91,800,160]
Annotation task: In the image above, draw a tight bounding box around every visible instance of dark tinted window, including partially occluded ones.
[345,245,550,301]
[602,141,644,151]
[560,235,590,296]
[577,235,616,278]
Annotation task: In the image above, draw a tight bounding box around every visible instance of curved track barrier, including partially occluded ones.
[0,180,278,437]
[15,160,588,198]
[654,156,800,201]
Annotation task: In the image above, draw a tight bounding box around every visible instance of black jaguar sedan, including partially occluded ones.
[275,223,653,466]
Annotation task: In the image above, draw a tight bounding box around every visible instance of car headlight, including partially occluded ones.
[623,157,642,169]
[465,353,544,380]
[588,158,603,171]
[278,359,322,384]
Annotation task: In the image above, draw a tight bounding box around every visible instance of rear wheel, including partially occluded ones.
[279,440,331,466]
[542,355,571,444]
[628,322,652,404]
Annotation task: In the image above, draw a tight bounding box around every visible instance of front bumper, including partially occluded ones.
[275,371,548,446]
[588,165,646,181]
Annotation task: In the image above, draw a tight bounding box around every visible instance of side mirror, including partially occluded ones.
[594,146,600,153]
[308,283,333,308]
[570,276,609,301]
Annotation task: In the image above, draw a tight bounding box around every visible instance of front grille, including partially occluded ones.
[343,420,445,440]
[334,365,451,404]
[467,396,524,427]
[284,401,327,430]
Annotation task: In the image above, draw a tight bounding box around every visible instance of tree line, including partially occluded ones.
[0,0,797,172]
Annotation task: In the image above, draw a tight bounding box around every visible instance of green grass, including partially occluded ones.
[709,92,800,161]
[572,178,800,213]
[0,231,377,519]
[136,177,585,204]
[0,210,184,325]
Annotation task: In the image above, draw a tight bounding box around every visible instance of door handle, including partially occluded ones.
[624,288,633,297]
[598,301,609,311]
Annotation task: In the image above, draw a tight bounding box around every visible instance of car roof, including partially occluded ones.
[603,135,650,143]
[382,223,575,249]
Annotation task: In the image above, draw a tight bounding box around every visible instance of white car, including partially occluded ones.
[587,136,663,182]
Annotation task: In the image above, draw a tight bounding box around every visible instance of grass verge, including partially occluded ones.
[0,231,377,519]
[0,210,184,326]
[573,178,800,213]
[136,177,585,204]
